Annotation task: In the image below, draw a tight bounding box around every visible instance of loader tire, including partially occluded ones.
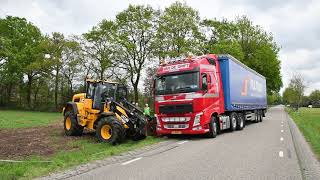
[64,111,84,136]
[132,132,147,141]
[206,116,218,138]
[96,116,125,145]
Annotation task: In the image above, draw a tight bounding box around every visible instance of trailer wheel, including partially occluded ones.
[254,110,259,123]
[64,111,84,136]
[96,116,124,145]
[259,110,263,122]
[206,116,218,138]
[236,113,245,130]
[229,113,237,131]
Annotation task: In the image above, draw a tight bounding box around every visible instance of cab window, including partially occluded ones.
[201,73,208,90]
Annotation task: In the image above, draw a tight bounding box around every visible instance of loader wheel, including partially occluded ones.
[229,113,237,131]
[64,111,84,136]
[236,113,245,130]
[132,133,147,141]
[96,116,125,145]
[206,116,218,138]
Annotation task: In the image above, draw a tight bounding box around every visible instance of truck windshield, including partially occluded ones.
[155,72,199,95]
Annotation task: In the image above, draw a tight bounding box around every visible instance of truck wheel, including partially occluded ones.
[64,111,84,136]
[96,116,125,145]
[254,110,259,123]
[206,116,218,138]
[229,113,237,131]
[236,113,245,130]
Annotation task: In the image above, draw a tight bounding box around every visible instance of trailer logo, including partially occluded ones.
[241,77,249,96]
[241,77,263,97]
[163,63,190,72]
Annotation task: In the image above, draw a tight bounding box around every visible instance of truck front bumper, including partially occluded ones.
[156,128,209,135]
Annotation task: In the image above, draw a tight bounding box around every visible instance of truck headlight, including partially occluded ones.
[193,112,203,127]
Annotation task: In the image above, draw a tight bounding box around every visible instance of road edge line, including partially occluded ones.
[286,111,320,180]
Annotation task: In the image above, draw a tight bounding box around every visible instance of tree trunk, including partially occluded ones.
[54,67,59,110]
[133,83,139,103]
[26,75,33,108]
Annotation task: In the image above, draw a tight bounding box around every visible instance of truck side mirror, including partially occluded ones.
[201,73,208,91]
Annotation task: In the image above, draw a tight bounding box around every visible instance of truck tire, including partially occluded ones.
[229,113,237,131]
[96,116,125,145]
[206,116,218,138]
[259,110,263,122]
[64,111,84,136]
[254,110,259,123]
[236,113,245,130]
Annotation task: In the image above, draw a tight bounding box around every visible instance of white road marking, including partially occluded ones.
[121,157,142,165]
[281,124,284,127]
[281,130,284,133]
[280,137,284,141]
[279,151,284,157]
[281,121,284,124]
[178,140,189,145]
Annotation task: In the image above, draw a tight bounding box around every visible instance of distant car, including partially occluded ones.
[308,105,313,108]
[286,104,290,107]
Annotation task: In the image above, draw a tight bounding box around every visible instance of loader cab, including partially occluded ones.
[85,80,128,110]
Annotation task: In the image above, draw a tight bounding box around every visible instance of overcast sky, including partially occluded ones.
[1,0,319,94]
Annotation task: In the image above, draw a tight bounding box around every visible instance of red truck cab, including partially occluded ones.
[155,54,225,135]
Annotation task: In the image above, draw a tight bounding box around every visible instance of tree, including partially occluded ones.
[235,16,282,94]
[201,19,244,60]
[0,16,46,107]
[114,5,159,102]
[283,74,306,109]
[155,1,202,59]
[309,90,320,106]
[83,20,116,80]
[201,16,282,94]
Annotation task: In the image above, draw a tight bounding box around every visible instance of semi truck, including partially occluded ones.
[154,54,267,137]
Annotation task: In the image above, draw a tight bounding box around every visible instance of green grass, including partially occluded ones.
[0,137,162,180]
[288,107,320,159]
[0,110,61,129]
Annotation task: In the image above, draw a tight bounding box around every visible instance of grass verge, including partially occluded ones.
[0,110,163,179]
[0,136,162,180]
[287,107,320,160]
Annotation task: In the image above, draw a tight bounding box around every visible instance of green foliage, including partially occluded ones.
[114,5,159,101]
[283,74,306,109]
[83,20,116,79]
[288,108,320,159]
[309,90,320,106]
[201,16,282,94]
[0,2,283,111]
[155,1,202,58]
[267,92,282,105]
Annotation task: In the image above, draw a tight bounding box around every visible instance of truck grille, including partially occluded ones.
[164,124,189,129]
[159,104,193,114]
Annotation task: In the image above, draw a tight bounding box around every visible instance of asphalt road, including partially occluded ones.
[67,106,303,180]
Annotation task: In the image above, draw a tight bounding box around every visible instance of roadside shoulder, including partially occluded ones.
[36,139,177,180]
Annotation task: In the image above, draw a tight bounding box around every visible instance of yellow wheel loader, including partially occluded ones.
[63,79,150,144]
